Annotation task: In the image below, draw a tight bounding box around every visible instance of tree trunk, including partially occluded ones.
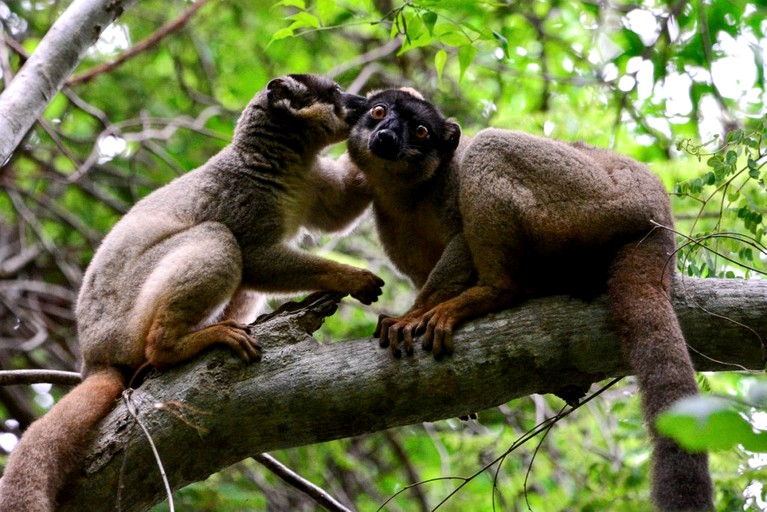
[0,0,139,164]
[53,277,766,511]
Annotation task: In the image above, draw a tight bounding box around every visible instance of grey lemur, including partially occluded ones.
[0,74,383,511]
[345,87,713,511]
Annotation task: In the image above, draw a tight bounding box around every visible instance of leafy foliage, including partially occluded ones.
[0,0,765,510]
[675,116,766,279]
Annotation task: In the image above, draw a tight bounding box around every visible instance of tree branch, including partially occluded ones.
[43,277,766,511]
[67,0,212,86]
[0,0,140,164]
[0,370,81,387]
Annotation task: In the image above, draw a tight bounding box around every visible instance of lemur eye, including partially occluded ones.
[371,105,387,120]
[414,125,429,140]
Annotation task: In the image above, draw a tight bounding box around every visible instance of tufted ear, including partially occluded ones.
[442,119,461,153]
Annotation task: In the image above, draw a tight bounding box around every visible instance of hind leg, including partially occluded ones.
[139,223,261,369]
[608,228,713,510]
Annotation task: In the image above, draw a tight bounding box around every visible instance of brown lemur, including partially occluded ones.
[346,88,714,511]
[0,74,384,511]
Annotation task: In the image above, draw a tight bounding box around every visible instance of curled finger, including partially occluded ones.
[387,324,402,358]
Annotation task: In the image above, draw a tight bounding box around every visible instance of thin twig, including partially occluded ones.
[69,106,227,182]
[123,389,175,512]
[521,403,567,511]
[431,378,623,511]
[253,453,352,512]
[327,38,402,81]
[0,370,81,386]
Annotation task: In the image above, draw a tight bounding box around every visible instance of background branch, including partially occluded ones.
[253,454,353,512]
[67,0,212,86]
[0,370,81,386]
[0,0,140,164]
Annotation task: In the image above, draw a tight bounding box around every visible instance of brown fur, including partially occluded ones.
[347,89,714,510]
[0,74,382,511]
[0,368,124,512]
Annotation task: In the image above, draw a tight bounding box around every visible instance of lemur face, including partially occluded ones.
[347,88,460,180]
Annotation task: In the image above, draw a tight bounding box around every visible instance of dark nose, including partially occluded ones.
[369,129,400,160]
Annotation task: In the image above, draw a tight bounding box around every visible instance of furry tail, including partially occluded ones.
[0,368,124,512]
[608,228,714,511]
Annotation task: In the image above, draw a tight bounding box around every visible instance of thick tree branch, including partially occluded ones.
[0,0,140,164]
[46,277,766,511]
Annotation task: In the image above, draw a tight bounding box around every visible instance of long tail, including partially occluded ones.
[0,367,124,512]
[608,228,714,511]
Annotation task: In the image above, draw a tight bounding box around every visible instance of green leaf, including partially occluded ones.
[435,48,447,83]
[289,11,321,30]
[726,129,744,144]
[458,45,476,81]
[398,11,436,52]
[269,27,295,45]
[316,0,335,25]
[403,11,425,43]
[656,396,767,453]
[438,29,471,47]
[422,11,438,35]
[492,30,509,58]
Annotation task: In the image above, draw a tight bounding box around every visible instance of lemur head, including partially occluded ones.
[347,88,461,182]
[235,74,369,148]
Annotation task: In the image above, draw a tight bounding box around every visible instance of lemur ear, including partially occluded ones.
[443,120,461,153]
[266,77,292,105]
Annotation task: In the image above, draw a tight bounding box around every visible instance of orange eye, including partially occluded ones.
[414,125,429,139]
[371,105,387,119]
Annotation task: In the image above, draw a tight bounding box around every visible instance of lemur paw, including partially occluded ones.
[374,309,426,358]
[219,320,262,363]
[349,270,385,305]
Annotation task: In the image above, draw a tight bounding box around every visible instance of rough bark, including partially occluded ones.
[0,0,140,164]
[49,277,766,511]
